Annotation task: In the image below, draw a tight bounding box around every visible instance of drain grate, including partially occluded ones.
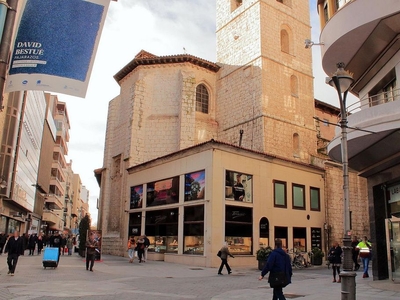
[189,268,204,270]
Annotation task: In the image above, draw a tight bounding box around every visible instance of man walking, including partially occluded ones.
[259,239,292,300]
[5,230,24,276]
[351,236,360,271]
[143,235,150,262]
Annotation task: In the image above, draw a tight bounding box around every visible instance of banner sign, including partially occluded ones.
[5,0,111,98]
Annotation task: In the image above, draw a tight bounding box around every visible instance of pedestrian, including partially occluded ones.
[217,243,234,275]
[4,230,24,276]
[136,236,145,263]
[357,236,372,278]
[86,232,98,272]
[351,236,360,271]
[37,233,44,255]
[143,234,150,262]
[328,242,342,283]
[28,233,38,255]
[21,233,28,254]
[127,236,136,263]
[66,235,73,255]
[259,238,292,300]
[61,234,67,255]
[0,232,7,254]
[49,231,63,260]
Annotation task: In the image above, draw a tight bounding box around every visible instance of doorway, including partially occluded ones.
[385,217,400,282]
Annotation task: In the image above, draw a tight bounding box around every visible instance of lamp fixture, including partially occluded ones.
[304,39,324,49]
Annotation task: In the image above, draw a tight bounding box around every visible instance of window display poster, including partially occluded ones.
[225,171,252,202]
[5,0,111,98]
[130,185,143,209]
[147,177,179,207]
[185,170,205,201]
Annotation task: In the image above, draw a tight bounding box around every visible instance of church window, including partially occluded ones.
[196,84,209,114]
[280,29,290,53]
[290,75,298,97]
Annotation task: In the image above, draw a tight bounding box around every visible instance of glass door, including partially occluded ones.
[386,218,400,282]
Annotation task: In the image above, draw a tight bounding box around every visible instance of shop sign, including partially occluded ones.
[388,184,400,204]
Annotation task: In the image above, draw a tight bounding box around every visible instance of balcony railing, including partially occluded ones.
[346,88,400,115]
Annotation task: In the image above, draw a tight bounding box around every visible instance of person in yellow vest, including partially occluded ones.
[356,236,372,278]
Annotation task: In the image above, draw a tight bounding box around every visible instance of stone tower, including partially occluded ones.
[216,0,316,163]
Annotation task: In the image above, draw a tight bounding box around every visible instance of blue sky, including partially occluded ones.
[59,0,354,224]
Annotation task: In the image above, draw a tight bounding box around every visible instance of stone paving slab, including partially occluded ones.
[1,252,400,299]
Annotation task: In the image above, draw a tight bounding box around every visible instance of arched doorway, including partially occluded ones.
[259,217,269,248]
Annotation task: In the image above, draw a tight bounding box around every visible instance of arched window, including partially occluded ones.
[293,133,299,156]
[280,29,289,53]
[290,75,298,97]
[196,84,209,114]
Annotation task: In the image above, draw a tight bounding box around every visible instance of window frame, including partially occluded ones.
[195,84,209,114]
[310,186,321,211]
[292,183,305,210]
[273,180,287,208]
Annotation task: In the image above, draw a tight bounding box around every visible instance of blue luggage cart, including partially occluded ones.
[43,247,59,269]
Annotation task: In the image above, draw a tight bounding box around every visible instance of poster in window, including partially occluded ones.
[147,177,179,207]
[130,185,143,209]
[225,171,253,202]
[185,170,205,201]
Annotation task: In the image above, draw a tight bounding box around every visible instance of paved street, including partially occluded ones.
[0,251,400,300]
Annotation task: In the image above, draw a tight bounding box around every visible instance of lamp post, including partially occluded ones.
[327,62,356,300]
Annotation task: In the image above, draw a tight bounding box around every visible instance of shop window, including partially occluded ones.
[311,227,322,249]
[146,176,179,207]
[128,212,142,237]
[293,227,306,252]
[7,218,21,234]
[184,205,204,255]
[310,187,320,211]
[259,217,269,247]
[195,84,209,114]
[292,183,305,210]
[185,170,205,201]
[274,180,287,208]
[274,226,288,250]
[225,170,253,202]
[130,185,143,209]
[225,206,252,255]
[145,208,178,253]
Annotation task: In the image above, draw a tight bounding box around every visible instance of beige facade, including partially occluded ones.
[124,141,325,267]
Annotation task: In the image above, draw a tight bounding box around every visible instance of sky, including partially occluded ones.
[58,0,356,225]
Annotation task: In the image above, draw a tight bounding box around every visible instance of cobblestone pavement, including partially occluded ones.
[0,252,400,300]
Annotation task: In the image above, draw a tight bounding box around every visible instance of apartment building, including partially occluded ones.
[317,0,400,281]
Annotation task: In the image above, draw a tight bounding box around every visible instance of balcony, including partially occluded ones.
[327,91,400,177]
[45,194,64,210]
[320,0,400,95]
[42,210,64,230]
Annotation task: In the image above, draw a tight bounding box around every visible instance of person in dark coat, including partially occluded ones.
[259,239,292,300]
[49,231,63,260]
[5,230,24,275]
[351,236,360,271]
[28,233,38,255]
[136,236,146,263]
[37,233,44,255]
[329,242,343,283]
[86,232,98,271]
[218,243,234,275]
[0,232,7,254]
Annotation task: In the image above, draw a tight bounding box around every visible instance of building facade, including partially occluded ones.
[317,0,400,280]
[97,0,369,267]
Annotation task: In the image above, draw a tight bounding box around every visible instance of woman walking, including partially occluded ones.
[127,236,136,263]
[217,243,234,275]
[136,236,145,263]
[329,242,343,283]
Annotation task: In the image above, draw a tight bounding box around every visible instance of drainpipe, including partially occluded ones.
[239,129,244,147]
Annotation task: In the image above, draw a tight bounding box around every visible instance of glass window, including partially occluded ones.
[128,212,142,237]
[184,205,204,255]
[195,84,209,114]
[293,227,307,252]
[146,176,179,207]
[259,217,269,247]
[145,208,178,253]
[274,180,287,207]
[185,170,205,201]
[8,219,21,234]
[292,184,305,210]
[130,185,143,209]
[225,171,253,202]
[225,206,252,255]
[274,226,288,250]
[310,187,320,211]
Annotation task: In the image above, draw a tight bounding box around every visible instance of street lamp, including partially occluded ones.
[327,62,356,300]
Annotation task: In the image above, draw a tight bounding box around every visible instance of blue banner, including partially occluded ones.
[5,0,111,97]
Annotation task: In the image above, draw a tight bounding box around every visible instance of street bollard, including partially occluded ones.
[340,271,357,300]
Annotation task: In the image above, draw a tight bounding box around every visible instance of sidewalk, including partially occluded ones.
[0,252,399,299]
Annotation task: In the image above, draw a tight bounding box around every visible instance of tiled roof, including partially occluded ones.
[114,50,220,83]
